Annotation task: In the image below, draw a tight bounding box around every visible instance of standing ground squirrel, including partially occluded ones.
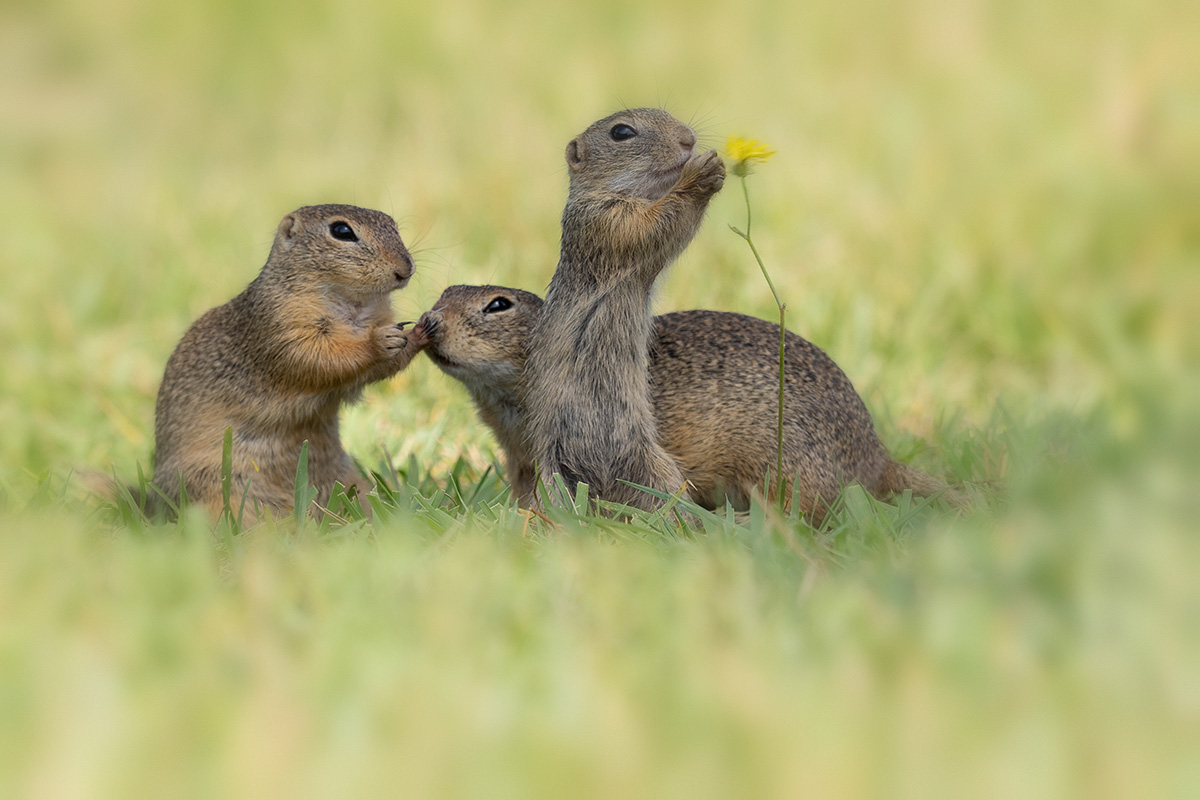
[152,204,425,522]
[419,285,963,520]
[524,108,725,511]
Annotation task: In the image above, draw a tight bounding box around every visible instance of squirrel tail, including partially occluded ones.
[74,468,123,502]
[878,459,969,510]
[75,468,159,516]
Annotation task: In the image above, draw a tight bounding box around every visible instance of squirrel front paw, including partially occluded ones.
[379,324,410,355]
[364,321,423,380]
[412,314,436,347]
[681,149,726,197]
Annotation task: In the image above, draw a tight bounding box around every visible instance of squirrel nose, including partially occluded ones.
[396,251,415,279]
[679,130,697,153]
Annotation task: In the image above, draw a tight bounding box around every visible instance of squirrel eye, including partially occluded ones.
[609,124,637,142]
[329,221,358,242]
[483,296,513,313]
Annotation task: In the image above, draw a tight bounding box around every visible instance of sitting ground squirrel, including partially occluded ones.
[152,204,425,522]
[523,108,725,511]
[418,285,963,521]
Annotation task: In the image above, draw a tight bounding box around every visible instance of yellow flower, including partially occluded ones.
[724,136,776,176]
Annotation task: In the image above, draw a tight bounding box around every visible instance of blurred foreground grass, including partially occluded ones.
[0,0,1197,796]
[4,413,1198,798]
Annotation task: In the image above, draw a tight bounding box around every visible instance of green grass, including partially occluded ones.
[1,0,1197,796]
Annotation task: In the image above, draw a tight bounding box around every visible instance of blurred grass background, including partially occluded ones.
[1,0,1197,796]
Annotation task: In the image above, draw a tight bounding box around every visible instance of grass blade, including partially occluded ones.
[294,440,310,527]
[220,426,233,518]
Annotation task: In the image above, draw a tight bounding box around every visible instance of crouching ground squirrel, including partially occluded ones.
[419,285,963,521]
[152,204,425,522]
[524,108,725,511]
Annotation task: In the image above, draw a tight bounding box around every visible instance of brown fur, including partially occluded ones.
[152,204,425,522]
[419,285,964,521]
[523,108,725,511]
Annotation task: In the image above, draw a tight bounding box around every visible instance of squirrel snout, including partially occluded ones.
[392,251,416,285]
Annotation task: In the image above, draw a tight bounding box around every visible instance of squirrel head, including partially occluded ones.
[564,108,698,201]
[417,284,543,395]
[267,204,414,300]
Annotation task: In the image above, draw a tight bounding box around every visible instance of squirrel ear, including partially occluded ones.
[565,137,586,172]
[277,214,300,246]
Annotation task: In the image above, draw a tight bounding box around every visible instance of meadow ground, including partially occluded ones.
[1,0,1197,797]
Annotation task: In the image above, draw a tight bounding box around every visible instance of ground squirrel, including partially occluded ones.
[419,285,961,520]
[152,204,424,522]
[523,108,725,511]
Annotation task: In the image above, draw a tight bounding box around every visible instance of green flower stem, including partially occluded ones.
[730,173,787,511]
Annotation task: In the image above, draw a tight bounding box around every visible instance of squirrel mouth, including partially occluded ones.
[642,163,686,200]
[661,151,691,177]
[425,348,459,371]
